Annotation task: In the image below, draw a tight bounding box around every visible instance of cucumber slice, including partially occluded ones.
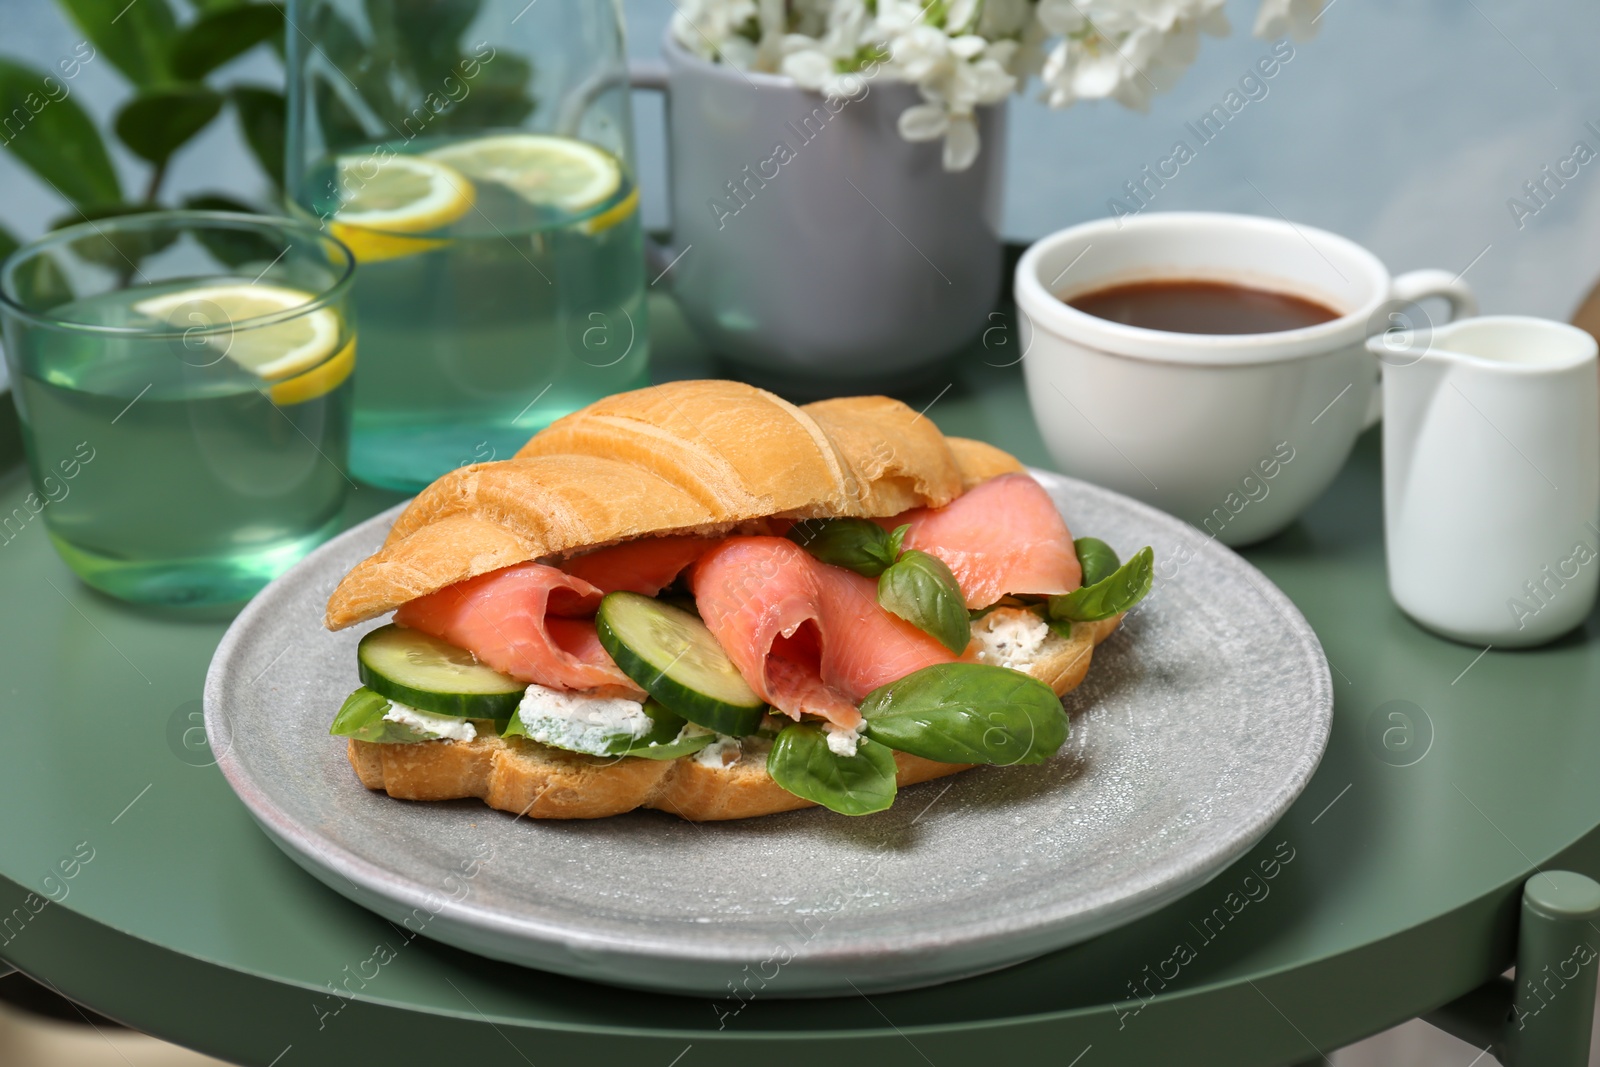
[504,698,716,760]
[595,591,766,736]
[358,624,525,719]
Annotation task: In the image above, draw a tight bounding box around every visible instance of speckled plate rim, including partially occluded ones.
[204,470,1332,988]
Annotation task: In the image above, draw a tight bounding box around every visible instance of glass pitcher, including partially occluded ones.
[286,0,648,491]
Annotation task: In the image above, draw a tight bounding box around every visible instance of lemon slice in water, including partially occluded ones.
[328,153,475,262]
[427,134,623,217]
[268,338,355,405]
[133,283,344,389]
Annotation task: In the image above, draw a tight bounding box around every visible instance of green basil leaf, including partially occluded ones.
[1074,537,1120,587]
[170,4,282,80]
[787,517,896,577]
[331,686,495,743]
[877,549,971,653]
[330,687,389,735]
[617,723,716,761]
[0,59,122,208]
[1050,546,1154,623]
[113,86,224,167]
[886,523,909,559]
[329,687,429,742]
[58,0,176,87]
[767,723,897,815]
[860,663,1067,766]
[229,86,286,191]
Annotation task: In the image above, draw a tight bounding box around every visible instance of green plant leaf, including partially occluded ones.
[48,202,177,272]
[1049,546,1154,623]
[787,517,897,577]
[366,0,482,90]
[878,549,971,653]
[229,86,285,190]
[170,3,282,80]
[305,5,397,129]
[181,193,281,267]
[58,0,177,87]
[312,73,372,152]
[181,192,255,212]
[114,86,224,168]
[4,249,74,314]
[0,59,121,207]
[860,662,1067,766]
[0,224,19,265]
[767,723,897,815]
[1073,537,1120,587]
[185,0,252,13]
[442,48,537,130]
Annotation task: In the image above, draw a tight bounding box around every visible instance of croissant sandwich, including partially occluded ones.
[324,380,1152,821]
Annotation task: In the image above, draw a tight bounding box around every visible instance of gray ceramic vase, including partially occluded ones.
[633,35,1006,391]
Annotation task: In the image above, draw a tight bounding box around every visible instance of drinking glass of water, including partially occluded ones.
[286,0,650,491]
[0,211,357,605]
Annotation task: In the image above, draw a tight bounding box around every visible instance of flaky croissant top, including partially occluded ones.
[325,380,1023,629]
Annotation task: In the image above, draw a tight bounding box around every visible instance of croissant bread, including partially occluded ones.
[325,381,1024,629]
[326,380,1129,821]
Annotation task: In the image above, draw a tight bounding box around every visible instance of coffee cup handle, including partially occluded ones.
[629,59,680,283]
[1361,270,1480,428]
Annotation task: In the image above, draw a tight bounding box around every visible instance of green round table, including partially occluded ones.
[2,297,1597,1067]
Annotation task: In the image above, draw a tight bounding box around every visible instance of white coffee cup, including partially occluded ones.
[1014,212,1476,546]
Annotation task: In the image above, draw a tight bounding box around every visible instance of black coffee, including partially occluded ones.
[1065,279,1340,335]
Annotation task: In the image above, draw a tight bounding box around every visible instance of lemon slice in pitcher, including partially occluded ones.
[328,153,475,262]
[133,283,342,383]
[427,134,623,217]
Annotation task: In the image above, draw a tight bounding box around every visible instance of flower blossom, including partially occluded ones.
[672,0,1323,170]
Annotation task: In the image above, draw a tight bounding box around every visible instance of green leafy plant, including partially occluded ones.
[0,0,288,257]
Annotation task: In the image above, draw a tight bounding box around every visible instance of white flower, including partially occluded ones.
[1035,0,1087,37]
[943,114,980,169]
[782,49,836,89]
[945,0,981,34]
[670,0,759,65]
[897,102,949,141]
[889,25,953,82]
[1254,0,1324,42]
[669,0,1319,170]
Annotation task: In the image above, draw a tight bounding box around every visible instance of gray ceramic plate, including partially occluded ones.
[204,470,1332,997]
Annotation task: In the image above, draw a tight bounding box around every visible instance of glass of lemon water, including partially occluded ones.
[287,0,650,491]
[0,212,357,605]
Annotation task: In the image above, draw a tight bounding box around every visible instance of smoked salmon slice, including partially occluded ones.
[691,537,958,729]
[560,535,718,596]
[882,473,1081,608]
[395,562,640,693]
